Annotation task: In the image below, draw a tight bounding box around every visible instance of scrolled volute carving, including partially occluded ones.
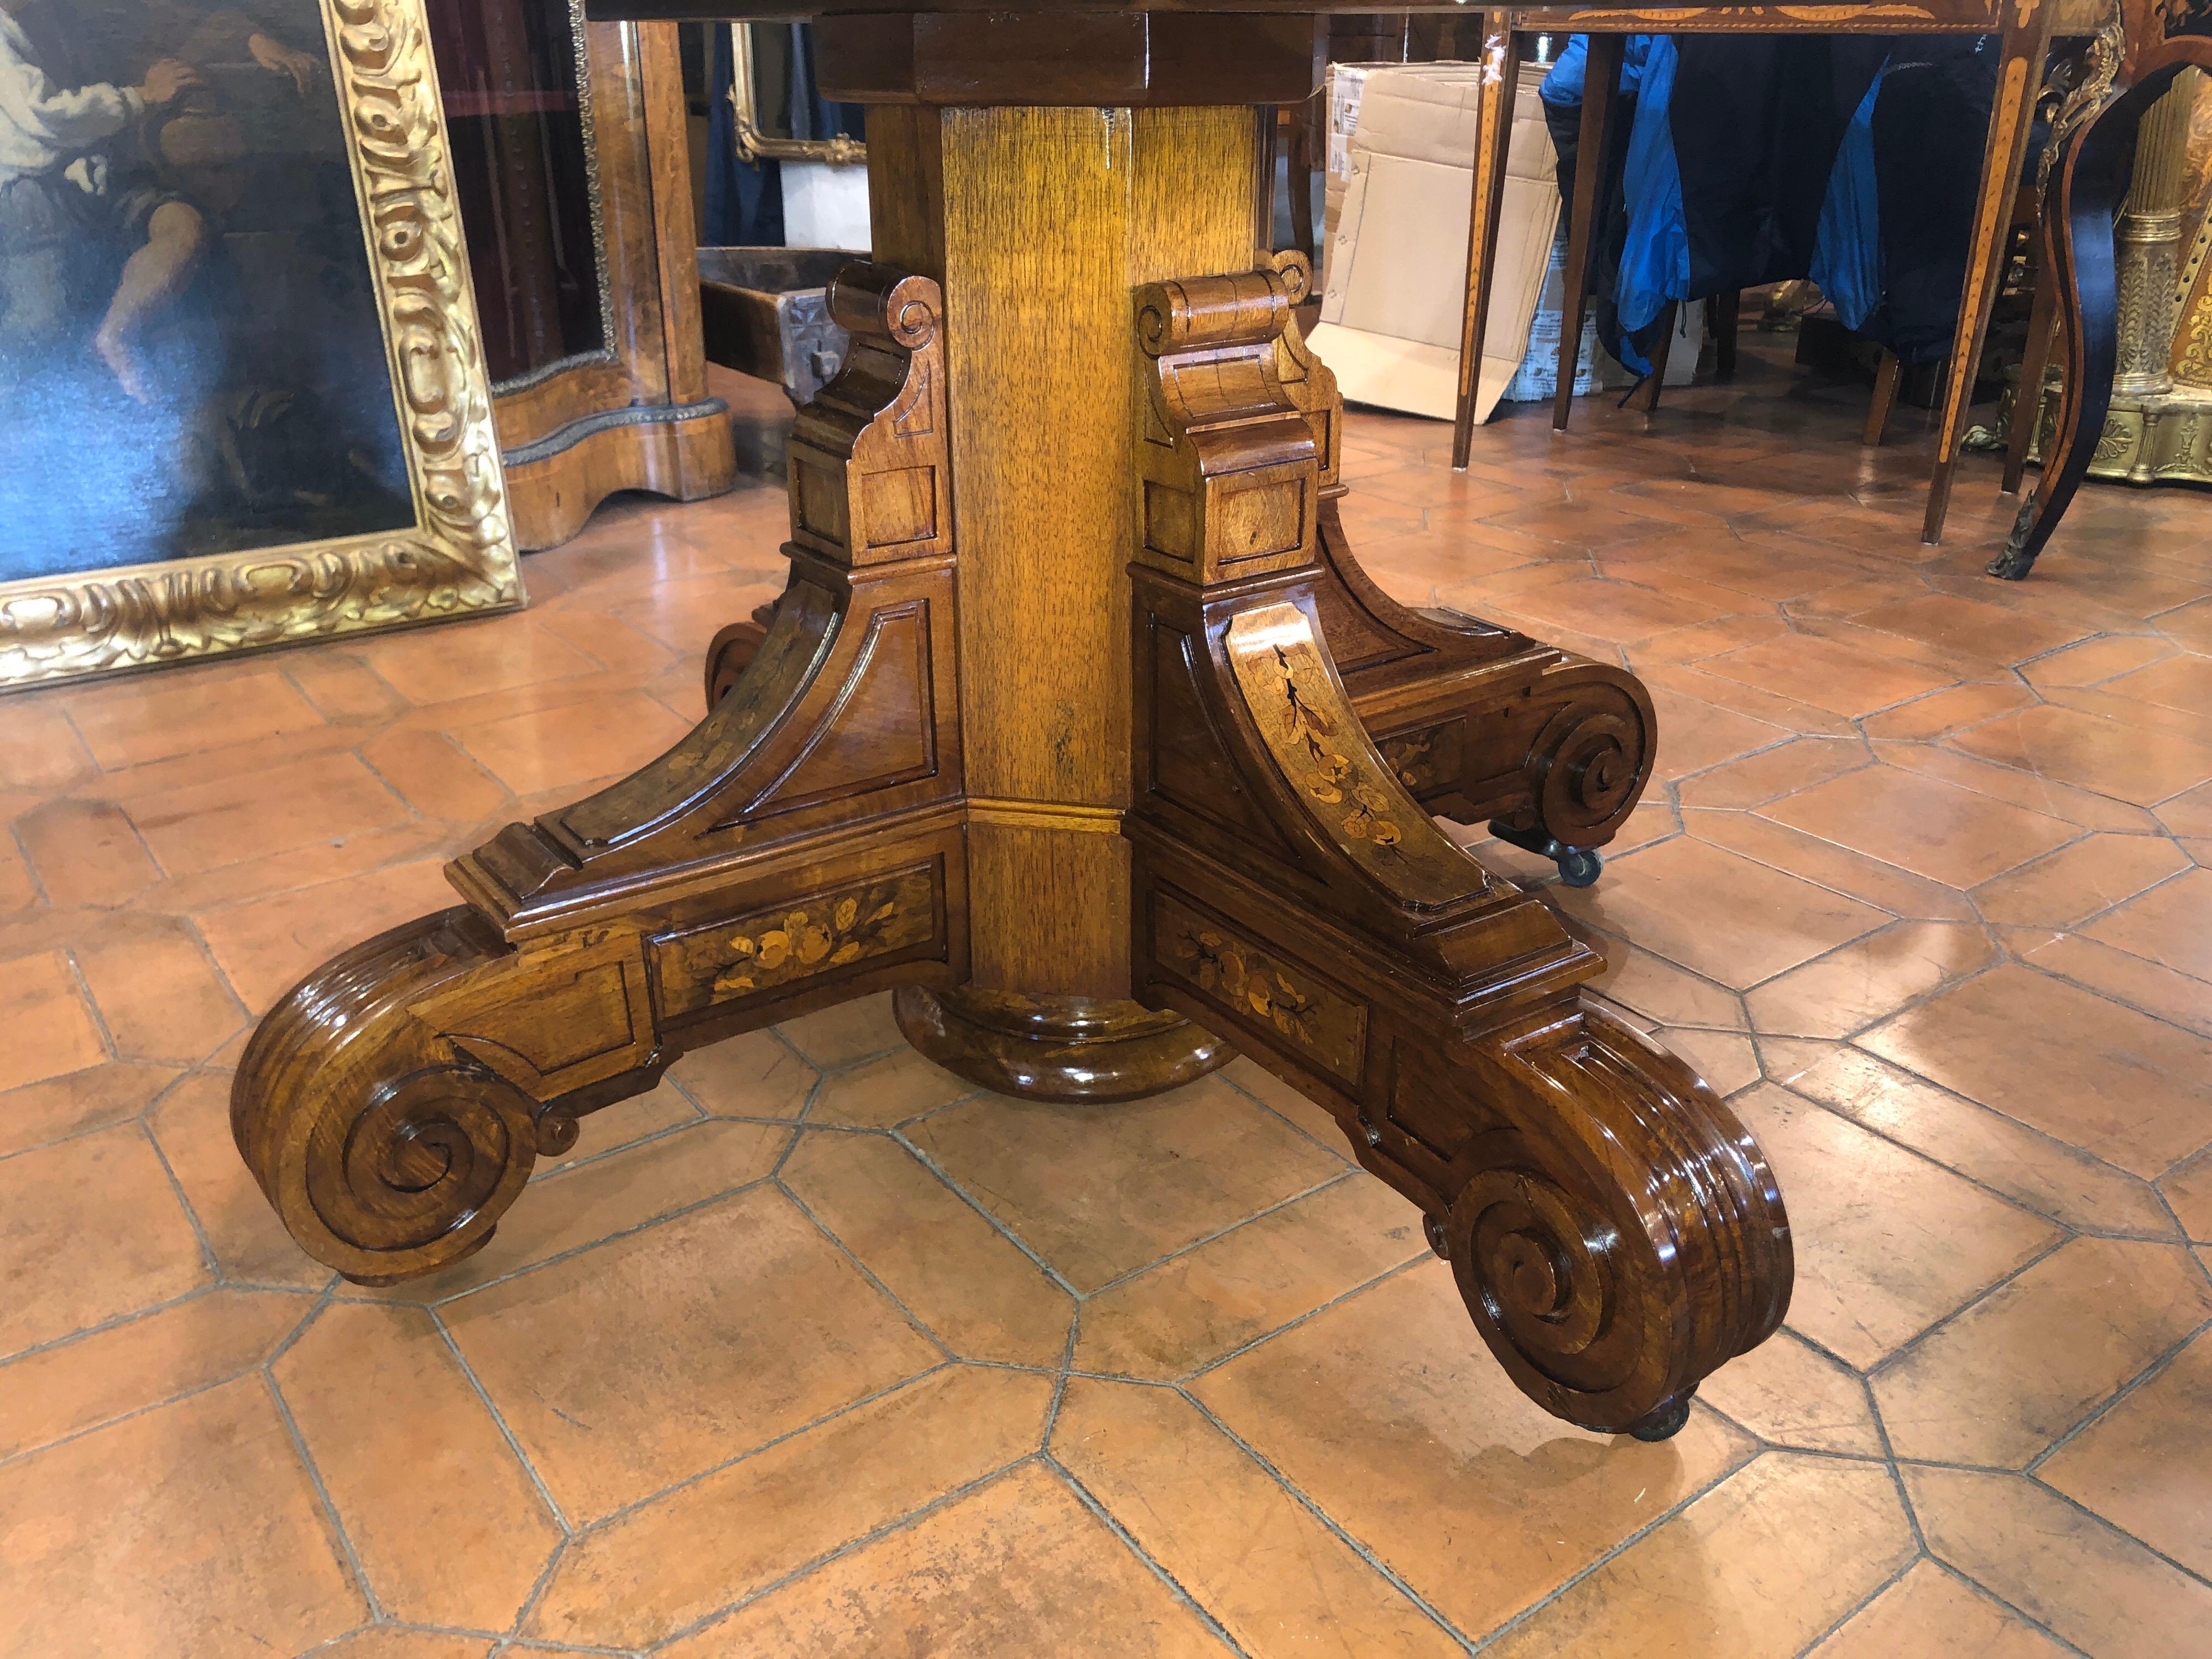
[304,1063,536,1259]
[1138,269,1290,359]
[829,261,942,351]
[232,910,543,1284]
[1435,1007,1791,1434]
[1527,691,1651,843]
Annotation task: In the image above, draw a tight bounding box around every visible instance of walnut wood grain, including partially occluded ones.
[867,103,1249,1086]
[1265,253,1657,868]
[233,45,1791,1434]
[488,21,736,551]
[233,266,967,1284]
[1126,263,1789,1434]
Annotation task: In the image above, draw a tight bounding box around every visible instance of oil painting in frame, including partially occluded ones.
[0,0,521,691]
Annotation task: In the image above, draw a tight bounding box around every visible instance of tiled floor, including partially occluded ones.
[3,346,2210,1658]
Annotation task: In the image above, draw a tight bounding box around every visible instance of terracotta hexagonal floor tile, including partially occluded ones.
[2035,1327,2212,1575]
[1700,633,1957,719]
[1734,1086,2060,1369]
[0,1287,306,1462]
[1760,766,2077,889]
[528,1365,1052,1650]
[273,1301,561,1629]
[12,798,161,909]
[1053,1378,1464,1656]
[0,1120,211,1357]
[782,1130,1075,1365]
[2079,863,2212,984]
[1905,1464,2212,1658]
[148,1070,332,1290]
[1969,832,2191,928]
[1808,1559,2070,1657]
[359,1116,787,1306]
[1190,1262,1756,1641]
[1697,1327,1885,1457]
[0,1376,366,1657]
[444,1186,941,1522]
[657,1462,1230,1657]
[1480,1453,1914,1659]
[1073,1175,1426,1380]
[1760,1038,2175,1238]
[665,1027,819,1119]
[904,1073,1346,1292]
[1870,1237,2212,1468]
[0,1060,180,1160]
[309,1632,495,1659]
[1860,964,2212,1178]
[1948,705,2212,809]
[1551,837,1889,989]
[0,947,108,1093]
[65,665,326,771]
[1744,921,1995,1039]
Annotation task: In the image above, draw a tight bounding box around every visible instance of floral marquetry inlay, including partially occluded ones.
[1154,893,1366,1084]
[1223,603,1488,910]
[651,869,938,1018]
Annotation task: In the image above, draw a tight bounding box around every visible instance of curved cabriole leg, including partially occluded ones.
[233,266,971,1282]
[1989,74,2171,580]
[1264,253,1656,882]
[1128,267,1791,1433]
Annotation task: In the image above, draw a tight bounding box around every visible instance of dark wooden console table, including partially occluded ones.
[230,4,1820,1443]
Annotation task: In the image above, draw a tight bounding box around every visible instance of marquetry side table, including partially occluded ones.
[231,7,1792,1442]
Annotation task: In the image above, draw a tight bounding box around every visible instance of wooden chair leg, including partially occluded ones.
[1922,1,2055,544]
[1452,12,1524,467]
[1287,93,1318,263]
[2002,252,2060,494]
[1863,349,1901,446]
[1553,33,1624,432]
[1629,301,1677,411]
[1713,289,1741,381]
[1991,68,2171,580]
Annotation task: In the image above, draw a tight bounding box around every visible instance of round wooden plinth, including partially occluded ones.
[894,985,1233,1102]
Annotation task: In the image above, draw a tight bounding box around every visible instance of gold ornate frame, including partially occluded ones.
[728,21,867,166]
[0,0,523,692]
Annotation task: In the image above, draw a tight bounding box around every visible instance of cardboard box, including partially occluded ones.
[1311,61,1559,424]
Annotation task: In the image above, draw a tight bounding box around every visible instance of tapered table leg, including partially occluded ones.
[1922,0,2055,545]
[1553,34,1624,432]
[1452,13,1524,468]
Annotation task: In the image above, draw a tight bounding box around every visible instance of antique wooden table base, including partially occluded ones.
[233,28,1792,1439]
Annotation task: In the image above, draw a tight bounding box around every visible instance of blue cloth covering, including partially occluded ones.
[1538,33,2000,375]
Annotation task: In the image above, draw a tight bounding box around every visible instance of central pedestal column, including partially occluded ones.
[865,104,1260,1098]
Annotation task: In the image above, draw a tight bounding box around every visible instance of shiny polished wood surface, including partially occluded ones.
[233,17,1792,1438]
[491,21,737,550]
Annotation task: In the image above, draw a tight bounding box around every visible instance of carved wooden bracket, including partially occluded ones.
[1126,264,1790,1435]
[233,264,969,1285]
[229,246,1789,1443]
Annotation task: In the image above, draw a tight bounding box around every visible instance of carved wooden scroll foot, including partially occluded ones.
[1263,255,1656,880]
[1129,265,1791,1433]
[233,267,969,1283]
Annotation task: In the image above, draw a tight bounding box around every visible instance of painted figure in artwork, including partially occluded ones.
[0,0,414,585]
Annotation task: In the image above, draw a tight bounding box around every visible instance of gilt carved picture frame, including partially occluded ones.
[0,0,521,691]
